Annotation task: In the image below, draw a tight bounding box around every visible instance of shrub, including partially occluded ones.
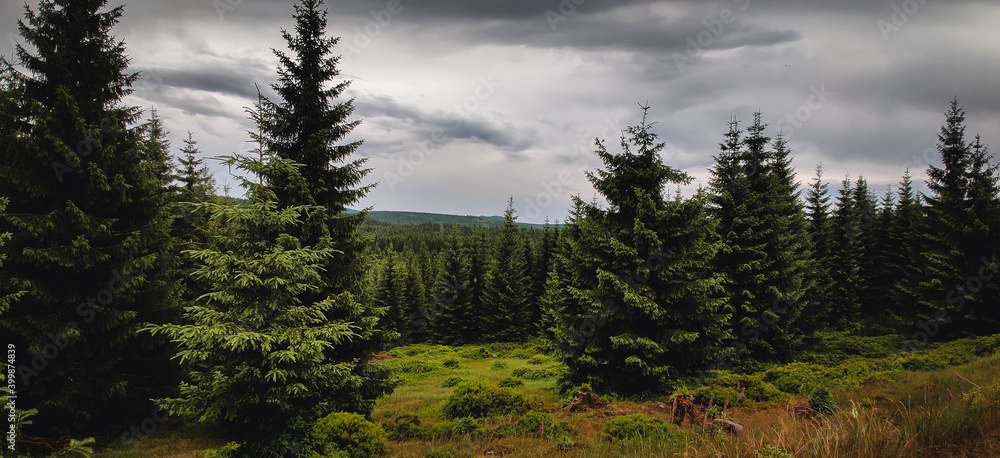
[513,411,573,439]
[449,417,483,436]
[425,451,456,458]
[764,362,827,394]
[527,355,549,365]
[385,414,427,441]
[602,413,676,441]
[203,442,242,458]
[491,361,508,371]
[441,381,530,418]
[498,377,524,388]
[312,412,388,458]
[695,372,784,406]
[511,367,559,380]
[457,346,492,359]
[556,436,574,451]
[442,357,460,369]
[808,387,838,416]
[442,376,463,388]
[753,444,794,458]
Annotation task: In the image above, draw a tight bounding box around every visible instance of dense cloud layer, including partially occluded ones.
[2,0,997,222]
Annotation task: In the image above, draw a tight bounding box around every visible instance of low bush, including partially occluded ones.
[441,376,463,388]
[527,355,549,365]
[603,413,678,441]
[808,387,838,416]
[491,361,508,371]
[498,377,524,388]
[385,414,427,441]
[511,366,559,380]
[556,436,575,451]
[513,411,573,439]
[695,372,784,406]
[312,412,388,458]
[441,381,531,418]
[442,357,460,369]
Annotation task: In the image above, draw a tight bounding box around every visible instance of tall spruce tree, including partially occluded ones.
[262,0,389,409]
[888,171,924,325]
[804,165,834,328]
[829,176,863,326]
[0,0,179,433]
[709,113,810,360]
[912,101,1000,335]
[482,198,532,342]
[549,106,730,394]
[147,97,371,456]
[173,131,217,246]
[429,228,475,345]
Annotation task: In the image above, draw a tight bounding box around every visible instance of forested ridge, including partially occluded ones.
[1,0,999,457]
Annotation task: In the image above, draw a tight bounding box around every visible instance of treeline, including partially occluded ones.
[372,103,1000,396]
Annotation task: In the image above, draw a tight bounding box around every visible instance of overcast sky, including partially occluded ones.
[3,0,998,223]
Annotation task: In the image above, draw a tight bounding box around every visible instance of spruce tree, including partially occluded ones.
[912,101,982,336]
[482,198,532,342]
[173,131,217,246]
[888,171,924,325]
[829,177,863,326]
[402,254,430,343]
[262,0,389,408]
[550,106,730,394]
[0,0,179,433]
[709,113,810,360]
[146,98,371,456]
[372,253,408,348]
[429,228,475,345]
[804,165,834,328]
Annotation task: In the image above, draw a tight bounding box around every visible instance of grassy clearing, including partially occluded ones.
[87,334,1000,457]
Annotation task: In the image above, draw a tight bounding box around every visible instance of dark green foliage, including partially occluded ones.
[171,131,217,246]
[429,228,476,345]
[311,412,388,458]
[511,367,559,380]
[709,114,812,361]
[145,97,383,454]
[550,106,731,395]
[909,100,1000,336]
[262,0,391,412]
[829,176,863,327]
[557,436,575,451]
[441,381,530,418]
[0,0,180,433]
[441,376,463,388]
[442,357,460,368]
[804,165,834,329]
[482,197,532,342]
[447,417,483,437]
[808,387,838,416]
[498,377,524,388]
[384,414,426,441]
[491,361,508,371]
[602,414,677,441]
[887,171,924,325]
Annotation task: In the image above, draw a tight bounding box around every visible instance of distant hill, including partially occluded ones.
[347,209,550,228]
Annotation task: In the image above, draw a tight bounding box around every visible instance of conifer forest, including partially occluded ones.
[1,1,999,457]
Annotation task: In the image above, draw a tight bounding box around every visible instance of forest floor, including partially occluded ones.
[95,332,1000,457]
